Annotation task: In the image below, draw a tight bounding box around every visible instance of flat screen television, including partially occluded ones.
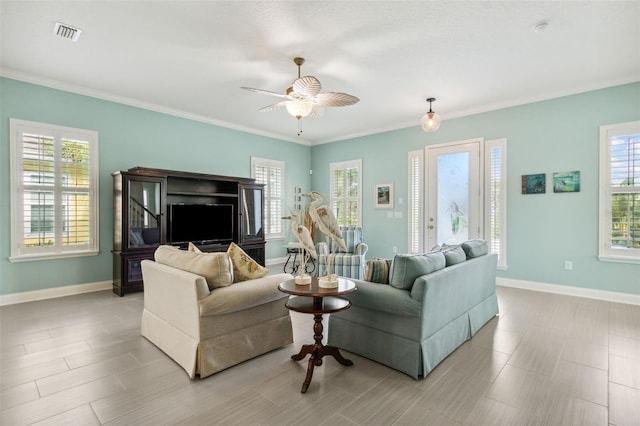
[169,203,234,244]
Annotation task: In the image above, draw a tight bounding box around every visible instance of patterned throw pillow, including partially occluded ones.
[227,242,269,283]
[365,258,391,284]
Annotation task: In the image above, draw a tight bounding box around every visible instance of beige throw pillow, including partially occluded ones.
[227,242,269,283]
[154,245,233,290]
[187,242,202,253]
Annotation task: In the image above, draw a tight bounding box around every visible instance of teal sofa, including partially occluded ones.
[327,242,498,379]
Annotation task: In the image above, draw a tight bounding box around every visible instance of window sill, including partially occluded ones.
[597,255,640,265]
[9,250,99,263]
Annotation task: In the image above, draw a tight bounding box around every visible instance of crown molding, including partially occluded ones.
[0,68,312,147]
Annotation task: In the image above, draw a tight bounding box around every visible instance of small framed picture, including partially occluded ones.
[375,183,394,209]
[521,174,546,194]
[553,171,580,193]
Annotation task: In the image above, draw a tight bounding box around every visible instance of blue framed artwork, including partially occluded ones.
[522,173,546,194]
[553,171,580,193]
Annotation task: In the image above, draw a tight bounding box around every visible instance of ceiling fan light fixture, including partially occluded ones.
[285,99,313,119]
[421,97,441,132]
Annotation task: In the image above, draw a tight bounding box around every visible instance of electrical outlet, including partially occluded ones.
[392,246,397,253]
[564,260,573,271]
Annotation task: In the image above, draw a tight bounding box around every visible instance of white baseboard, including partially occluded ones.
[0,281,112,306]
[497,277,640,306]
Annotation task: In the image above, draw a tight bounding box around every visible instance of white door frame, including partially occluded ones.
[425,138,484,249]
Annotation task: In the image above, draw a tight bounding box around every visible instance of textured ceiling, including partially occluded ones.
[1,1,638,145]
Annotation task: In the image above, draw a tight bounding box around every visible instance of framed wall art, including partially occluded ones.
[375,183,394,209]
[553,171,580,193]
[521,173,546,194]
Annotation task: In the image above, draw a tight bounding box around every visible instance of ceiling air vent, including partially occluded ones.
[53,22,82,41]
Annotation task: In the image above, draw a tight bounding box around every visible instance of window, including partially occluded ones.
[408,150,424,253]
[408,139,507,267]
[251,157,285,239]
[10,119,99,261]
[330,159,362,226]
[599,121,640,263]
[485,139,507,269]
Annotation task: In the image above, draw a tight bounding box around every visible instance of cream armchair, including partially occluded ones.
[141,253,293,379]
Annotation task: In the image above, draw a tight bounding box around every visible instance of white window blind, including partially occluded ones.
[599,121,640,263]
[10,119,99,261]
[486,139,507,268]
[408,150,424,253]
[330,159,362,226]
[251,157,284,239]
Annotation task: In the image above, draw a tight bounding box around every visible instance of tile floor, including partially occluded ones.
[1,284,639,425]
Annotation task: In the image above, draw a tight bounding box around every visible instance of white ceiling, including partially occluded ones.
[1,1,639,145]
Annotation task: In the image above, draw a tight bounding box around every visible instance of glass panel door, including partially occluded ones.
[426,141,481,248]
[127,178,163,248]
[240,185,264,242]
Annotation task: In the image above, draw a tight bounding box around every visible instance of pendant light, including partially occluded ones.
[421,97,441,132]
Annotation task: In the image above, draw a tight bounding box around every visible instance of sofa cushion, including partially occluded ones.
[462,239,489,258]
[442,245,467,266]
[389,252,446,290]
[188,242,201,252]
[154,245,233,290]
[364,258,391,284]
[199,273,291,316]
[227,242,269,283]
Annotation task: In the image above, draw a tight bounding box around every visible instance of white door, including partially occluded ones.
[426,140,482,249]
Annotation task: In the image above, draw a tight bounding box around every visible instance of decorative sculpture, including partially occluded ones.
[303,191,346,284]
[282,214,316,284]
[303,192,347,252]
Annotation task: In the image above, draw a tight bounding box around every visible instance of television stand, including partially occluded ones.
[112,167,265,296]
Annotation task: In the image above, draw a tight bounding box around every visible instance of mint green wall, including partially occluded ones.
[2,78,638,296]
[311,82,640,295]
[0,77,311,295]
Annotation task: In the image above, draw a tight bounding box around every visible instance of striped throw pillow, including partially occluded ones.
[365,258,391,284]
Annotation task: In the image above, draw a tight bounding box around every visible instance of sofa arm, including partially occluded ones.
[410,254,498,337]
[141,260,209,338]
[316,241,329,255]
[355,243,368,256]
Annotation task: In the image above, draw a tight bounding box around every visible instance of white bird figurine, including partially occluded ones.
[282,214,316,283]
[303,191,347,252]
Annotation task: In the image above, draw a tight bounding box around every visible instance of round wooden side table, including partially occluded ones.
[278,277,357,393]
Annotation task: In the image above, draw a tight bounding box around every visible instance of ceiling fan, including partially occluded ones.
[241,57,359,135]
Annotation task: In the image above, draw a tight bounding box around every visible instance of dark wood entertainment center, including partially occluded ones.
[112,166,265,296]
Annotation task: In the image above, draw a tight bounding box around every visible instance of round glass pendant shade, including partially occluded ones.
[286,100,313,119]
[421,111,441,132]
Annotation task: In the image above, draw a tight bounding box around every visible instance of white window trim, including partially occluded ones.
[329,159,363,227]
[9,118,99,262]
[485,138,508,269]
[598,120,640,264]
[251,156,285,240]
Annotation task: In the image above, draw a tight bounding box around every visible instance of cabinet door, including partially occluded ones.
[125,176,166,249]
[239,184,264,243]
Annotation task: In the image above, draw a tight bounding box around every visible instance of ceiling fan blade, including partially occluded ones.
[241,87,291,99]
[257,101,288,112]
[293,76,321,97]
[315,92,360,107]
[308,107,325,119]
